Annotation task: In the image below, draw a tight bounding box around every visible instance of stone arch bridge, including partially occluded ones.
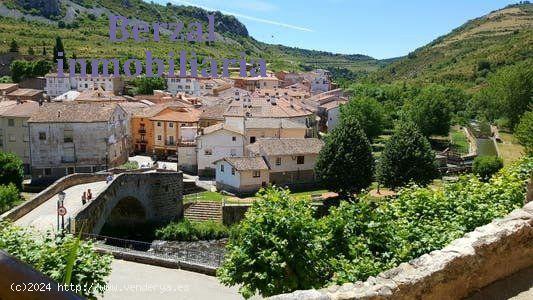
[71,172,183,235]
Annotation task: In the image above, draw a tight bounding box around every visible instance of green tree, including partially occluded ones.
[9,39,19,52]
[473,156,504,180]
[0,184,20,213]
[315,117,374,197]
[0,222,113,298]
[403,87,452,137]
[132,76,167,95]
[514,111,533,156]
[377,122,438,188]
[340,96,386,140]
[218,187,330,298]
[31,60,53,77]
[0,152,24,190]
[53,36,65,64]
[475,61,533,128]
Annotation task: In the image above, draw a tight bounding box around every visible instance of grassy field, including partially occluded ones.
[450,127,469,154]
[183,188,332,204]
[497,132,524,165]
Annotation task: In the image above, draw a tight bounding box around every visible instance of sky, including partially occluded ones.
[158,0,518,59]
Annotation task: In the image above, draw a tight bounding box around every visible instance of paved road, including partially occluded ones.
[100,259,243,300]
[15,181,108,232]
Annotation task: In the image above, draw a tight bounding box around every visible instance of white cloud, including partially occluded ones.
[170,0,313,32]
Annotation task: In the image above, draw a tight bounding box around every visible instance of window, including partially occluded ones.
[39,132,46,140]
[231,167,235,175]
[8,134,15,142]
[44,168,52,176]
[276,157,281,166]
[63,129,73,143]
[297,156,305,165]
[250,136,256,144]
[157,135,162,141]
[169,122,174,128]
[204,149,212,155]
[7,119,14,127]
[157,122,162,127]
[232,136,236,142]
[253,170,260,178]
[220,164,224,172]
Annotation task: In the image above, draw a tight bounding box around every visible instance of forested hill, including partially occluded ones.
[370,3,533,90]
[0,0,382,77]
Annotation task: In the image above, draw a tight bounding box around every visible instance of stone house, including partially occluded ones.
[45,73,124,97]
[247,138,324,188]
[243,118,307,150]
[0,101,40,173]
[232,76,279,92]
[214,156,269,195]
[166,77,200,96]
[196,123,244,177]
[28,102,129,180]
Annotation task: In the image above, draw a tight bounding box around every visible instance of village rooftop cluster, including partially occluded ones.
[0,68,341,195]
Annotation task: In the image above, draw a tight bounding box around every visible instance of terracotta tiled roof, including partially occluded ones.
[199,100,232,120]
[247,138,324,156]
[220,156,269,171]
[0,101,39,117]
[28,102,120,123]
[0,83,18,91]
[0,101,18,114]
[7,89,43,97]
[245,118,307,129]
[202,123,243,135]
[224,96,312,118]
[134,102,189,118]
[149,107,201,123]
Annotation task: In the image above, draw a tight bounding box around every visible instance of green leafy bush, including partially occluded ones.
[0,222,113,298]
[377,122,438,188]
[219,157,532,298]
[155,219,229,241]
[218,187,330,298]
[0,152,24,190]
[473,156,504,180]
[515,111,533,156]
[0,183,21,213]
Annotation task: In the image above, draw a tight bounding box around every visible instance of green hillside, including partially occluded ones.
[0,0,381,77]
[370,3,533,90]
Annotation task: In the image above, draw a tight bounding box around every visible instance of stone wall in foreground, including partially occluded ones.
[270,201,533,300]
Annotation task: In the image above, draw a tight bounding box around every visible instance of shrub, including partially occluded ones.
[155,219,229,241]
[0,222,112,298]
[377,122,438,188]
[515,111,533,156]
[0,152,24,190]
[473,156,504,180]
[218,187,330,298]
[315,116,374,197]
[0,183,20,213]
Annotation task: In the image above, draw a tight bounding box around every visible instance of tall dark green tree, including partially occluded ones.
[9,39,19,53]
[53,36,65,64]
[315,117,374,197]
[340,96,386,141]
[377,122,438,189]
[0,152,24,191]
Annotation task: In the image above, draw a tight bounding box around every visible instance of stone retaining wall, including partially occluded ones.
[0,173,108,222]
[270,201,533,300]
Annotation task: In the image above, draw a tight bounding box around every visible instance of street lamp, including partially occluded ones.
[57,191,66,232]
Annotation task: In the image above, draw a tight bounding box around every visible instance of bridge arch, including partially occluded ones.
[72,172,183,235]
